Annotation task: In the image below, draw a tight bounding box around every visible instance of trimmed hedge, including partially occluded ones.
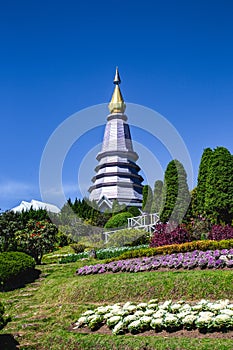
[104,212,133,229]
[0,251,37,291]
[104,239,233,263]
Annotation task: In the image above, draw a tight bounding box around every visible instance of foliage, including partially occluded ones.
[105,229,149,247]
[77,248,233,275]
[0,302,9,330]
[56,231,73,247]
[0,251,35,290]
[105,239,233,262]
[150,223,191,248]
[104,212,133,229]
[151,180,163,213]
[205,147,233,224]
[74,299,233,335]
[65,198,111,227]
[16,220,58,264]
[70,243,87,254]
[73,233,104,249]
[127,206,141,217]
[0,210,22,252]
[185,216,212,241]
[126,232,151,247]
[196,148,213,216]
[19,207,51,225]
[208,225,233,241]
[112,200,127,214]
[160,160,191,224]
[186,187,198,220]
[58,244,149,263]
[142,185,153,213]
[58,218,103,243]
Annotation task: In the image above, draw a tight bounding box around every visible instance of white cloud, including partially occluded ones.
[0,180,35,198]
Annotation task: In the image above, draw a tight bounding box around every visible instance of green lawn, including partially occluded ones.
[0,260,233,349]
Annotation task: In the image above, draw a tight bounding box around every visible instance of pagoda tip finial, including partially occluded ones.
[113,66,121,85]
[108,67,126,114]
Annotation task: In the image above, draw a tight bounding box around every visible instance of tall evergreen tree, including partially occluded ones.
[196,148,213,215]
[160,160,191,224]
[187,187,198,219]
[142,185,153,213]
[204,147,233,224]
[151,180,163,213]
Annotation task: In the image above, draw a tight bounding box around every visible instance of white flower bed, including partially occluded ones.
[72,299,233,334]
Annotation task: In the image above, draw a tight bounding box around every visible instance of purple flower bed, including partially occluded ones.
[76,249,233,276]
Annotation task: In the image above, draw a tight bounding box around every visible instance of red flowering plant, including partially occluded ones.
[15,219,58,264]
[150,222,191,248]
[208,224,233,241]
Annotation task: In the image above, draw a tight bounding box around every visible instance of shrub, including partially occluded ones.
[127,206,141,217]
[208,225,233,241]
[15,219,58,264]
[150,223,191,248]
[70,243,87,254]
[0,251,37,290]
[186,216,211,241]
[105,229,149,248]
[0,302,9,330]
[56,231,73,247]
[105,212,133,229]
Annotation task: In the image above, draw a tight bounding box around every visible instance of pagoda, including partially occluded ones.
[88,68,144,211]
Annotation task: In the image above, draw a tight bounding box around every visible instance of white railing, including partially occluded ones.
[128,213,159,230]
[103,213,160,244]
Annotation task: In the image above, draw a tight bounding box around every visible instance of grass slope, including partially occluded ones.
[0,260,232,349]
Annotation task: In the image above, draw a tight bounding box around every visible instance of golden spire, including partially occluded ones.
[108,67,126,114]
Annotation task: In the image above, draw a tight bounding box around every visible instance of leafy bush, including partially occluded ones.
[150,223,191,248]
[105,239,233,263]
[127,233,151,247]
[104,212,133,229]
[127,206,141,217]
[0,302,9,330]
[208,225,233,241]
[186,216,211,241]
[16,220,58,264]
[70,243,87,254]
[105,229,149,247]
[56,231,73,247]
[0,251,37,290]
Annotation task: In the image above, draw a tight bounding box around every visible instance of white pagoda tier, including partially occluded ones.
[88,68,144,210]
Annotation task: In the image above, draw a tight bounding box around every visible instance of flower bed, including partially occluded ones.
[59,245,148,263]
[76,249,233,275]
[72,299,233,335]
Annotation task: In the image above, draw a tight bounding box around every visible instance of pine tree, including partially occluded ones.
[151,180,163,213]
[204,147,233,224]
[160,160,191,224]
[196,148,213,215]
[142,185,153,213]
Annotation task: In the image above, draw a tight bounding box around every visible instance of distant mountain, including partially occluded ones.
[11,199,60,213]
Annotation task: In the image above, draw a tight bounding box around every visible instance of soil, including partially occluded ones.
[70,324,233,339]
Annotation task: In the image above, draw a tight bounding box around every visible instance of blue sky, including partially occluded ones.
[1,0,233,211]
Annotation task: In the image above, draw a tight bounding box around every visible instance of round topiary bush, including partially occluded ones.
[0,251,38,291]
[104,212,133,229]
